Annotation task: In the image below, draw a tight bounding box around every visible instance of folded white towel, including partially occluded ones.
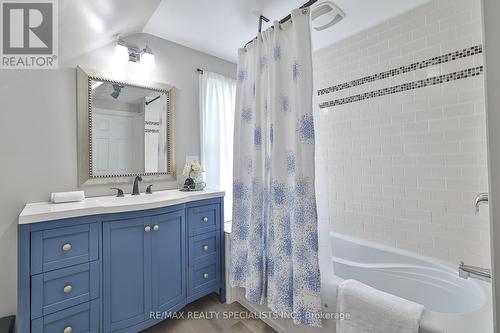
[336,279,424,333]
[50,191,85,203]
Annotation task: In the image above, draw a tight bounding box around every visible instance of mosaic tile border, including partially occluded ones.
[319,66,483,109]
[317,45,483,96]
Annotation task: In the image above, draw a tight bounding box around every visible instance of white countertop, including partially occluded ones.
[19,189,225,225]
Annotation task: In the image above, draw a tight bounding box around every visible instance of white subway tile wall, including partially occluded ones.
[313,0,490,266]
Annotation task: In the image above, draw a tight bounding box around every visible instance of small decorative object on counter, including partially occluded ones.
[180,161,206,191]
[179,182,206,191]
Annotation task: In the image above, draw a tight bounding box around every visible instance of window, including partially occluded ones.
[200,71,236,222]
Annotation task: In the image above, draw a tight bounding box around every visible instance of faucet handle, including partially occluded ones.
[110,188,124,197]
[146,185,153,194]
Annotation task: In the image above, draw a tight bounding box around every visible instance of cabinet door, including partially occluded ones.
[150,210,186,313]
[103,217,151,332]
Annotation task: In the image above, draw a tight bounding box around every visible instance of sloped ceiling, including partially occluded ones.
[59,0,432,65]
[59,0,162,65]
[143,0,433,63]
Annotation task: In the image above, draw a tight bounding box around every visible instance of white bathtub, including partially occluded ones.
[328,232,493,333]
[227,232,493,333]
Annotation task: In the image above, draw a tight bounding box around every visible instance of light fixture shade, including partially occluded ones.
[142,46,156,68]
[113,41,129,63]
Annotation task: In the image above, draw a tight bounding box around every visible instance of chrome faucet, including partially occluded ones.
[474,193,488,214]
[459,262,491,282]
[132,176,143,195]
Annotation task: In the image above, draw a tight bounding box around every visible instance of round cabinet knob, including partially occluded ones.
[62,243,72,252]
[63,326,73,333]
[203,245,209,252]
[203,272,209,279]
[63,285,73,294]
[144,226,151,232]
[202,217,209,223]
[153,225,160,231]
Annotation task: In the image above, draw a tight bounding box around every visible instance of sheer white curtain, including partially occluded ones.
[200,71,236,222]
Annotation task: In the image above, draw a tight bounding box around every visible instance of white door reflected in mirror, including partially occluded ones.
[90,79,170,177]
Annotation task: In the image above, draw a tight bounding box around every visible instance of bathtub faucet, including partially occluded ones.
[459,262,491,282]
[474,192,488,214]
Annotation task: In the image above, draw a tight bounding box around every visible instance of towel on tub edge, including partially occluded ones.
[336,279,424,333]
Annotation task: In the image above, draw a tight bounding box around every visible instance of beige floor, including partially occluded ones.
[142,293,277,333]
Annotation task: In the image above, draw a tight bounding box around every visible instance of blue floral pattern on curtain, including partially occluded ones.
[230,8,322,327]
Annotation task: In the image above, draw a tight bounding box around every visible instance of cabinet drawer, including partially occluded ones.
[31,262,99,319]
[189,261,220,296]
[187,204,220,236]
[189,232,219,265]
[31,299,99,333]
[31,223,99,275]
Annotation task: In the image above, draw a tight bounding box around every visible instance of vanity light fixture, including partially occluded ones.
[113,38,156,68]
[110,84,124,99]
[113,39,129,63]
[142,45,156,68]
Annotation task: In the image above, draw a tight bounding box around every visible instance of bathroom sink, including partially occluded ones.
[19,189,224,224]
[98,192,182,207]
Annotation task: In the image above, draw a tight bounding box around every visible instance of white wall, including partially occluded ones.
[0,32,236,317]
[314,0,490,267]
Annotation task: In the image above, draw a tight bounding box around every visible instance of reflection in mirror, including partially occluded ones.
[90,79,170,177]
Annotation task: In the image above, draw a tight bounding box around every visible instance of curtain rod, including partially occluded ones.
[197,68,232,78]
[258,15,270,33]
[145,95,161,105]
[244,0,318,48]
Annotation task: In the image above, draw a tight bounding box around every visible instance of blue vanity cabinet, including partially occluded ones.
[150,211,186,313]
[102,217,152,332]
[31,261,99,319]
[18,216,101,333]
[31,300,100,333]
[186,199,225,303]
[31,223,99,275]
[102,208,187,333]
[18,196,224,333]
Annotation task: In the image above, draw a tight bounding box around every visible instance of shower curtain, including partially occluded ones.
[230,8,321,327]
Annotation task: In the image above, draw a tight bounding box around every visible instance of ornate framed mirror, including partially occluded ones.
[77,67,176,185]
